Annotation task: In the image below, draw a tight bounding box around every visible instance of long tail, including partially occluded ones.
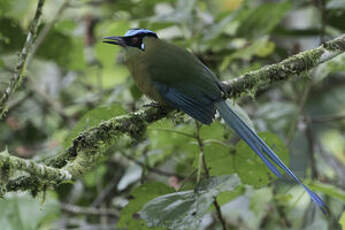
[215,100,327,213]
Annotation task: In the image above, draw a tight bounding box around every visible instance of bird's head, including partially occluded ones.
[103,28,158,51]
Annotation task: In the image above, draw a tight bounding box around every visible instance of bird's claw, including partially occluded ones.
[143,102,161,108]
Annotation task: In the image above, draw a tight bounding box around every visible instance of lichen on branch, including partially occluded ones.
[0,149,71,196]
[223,34,345,98]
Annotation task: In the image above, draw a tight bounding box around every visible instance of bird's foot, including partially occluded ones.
[143,102,161,108]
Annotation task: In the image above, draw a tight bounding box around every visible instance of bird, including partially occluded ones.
[103,28,326,213]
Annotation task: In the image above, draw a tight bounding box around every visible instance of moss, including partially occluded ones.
[6,176,40,193]
[324,38,345,52]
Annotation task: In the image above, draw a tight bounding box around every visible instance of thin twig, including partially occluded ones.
[148,127,195,138]
[61,203,119,217]
[141,146,150,184]
[0,0,46,119]
[195,122,226,230]
[121,152,184,179]
[304,116,318,179]
[287,79,312,145]
[29,0,69,65]
[317,0,327,43]
[203,139,229,147]
[311,113,345,123]
[195,122,209,178]
[178,169,197,191]
[6,91,34,115]
[91,172,123,207]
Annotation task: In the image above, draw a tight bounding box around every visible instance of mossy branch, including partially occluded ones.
[0,0,46,120]
[2,106,171,194]
[224,34,345,98]
[0,149,71,196]
[1,34,345,196]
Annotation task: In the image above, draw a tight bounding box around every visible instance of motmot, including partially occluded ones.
[103,28,326,212]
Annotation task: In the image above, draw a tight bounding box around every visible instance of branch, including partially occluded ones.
[311,113,345,123]
[0,0,46,119]
[61,203,119,217]
[29,0,69,65]
[0,149,71,196]
[223,34,345,98]
[1,34,345,195]
[121,151,184,179]
[0,150,71,180]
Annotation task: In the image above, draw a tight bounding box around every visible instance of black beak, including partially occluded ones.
[103,36,126,46]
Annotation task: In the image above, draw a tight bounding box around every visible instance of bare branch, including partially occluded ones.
[61,203,119,217]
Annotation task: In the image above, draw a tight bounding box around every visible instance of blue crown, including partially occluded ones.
[124,29,157,37]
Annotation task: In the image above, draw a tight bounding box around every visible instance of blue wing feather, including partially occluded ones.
[153,81,216,124]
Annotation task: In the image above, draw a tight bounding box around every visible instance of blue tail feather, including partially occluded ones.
[215,100,327,213]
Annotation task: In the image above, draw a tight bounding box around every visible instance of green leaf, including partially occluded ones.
[204,131,288,188]
[250,187,273,216]
[235,132,289,187]
[216,186,245,206]
[64,104,126,148]
[339,211,345,230]
[204,142,235,176]
[147,118,196,165]
[0,193,59,230]
[117,182,174,230]
[140,175,241,230]
[199,120,226,140]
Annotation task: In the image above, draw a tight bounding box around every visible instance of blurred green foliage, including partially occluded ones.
[0,0,345,229]
[0,193,60,230]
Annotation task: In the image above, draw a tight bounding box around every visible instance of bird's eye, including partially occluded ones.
[131,37,139,44]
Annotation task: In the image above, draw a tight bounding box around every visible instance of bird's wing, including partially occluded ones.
[153,81,216,124]
[145,39,223,124]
